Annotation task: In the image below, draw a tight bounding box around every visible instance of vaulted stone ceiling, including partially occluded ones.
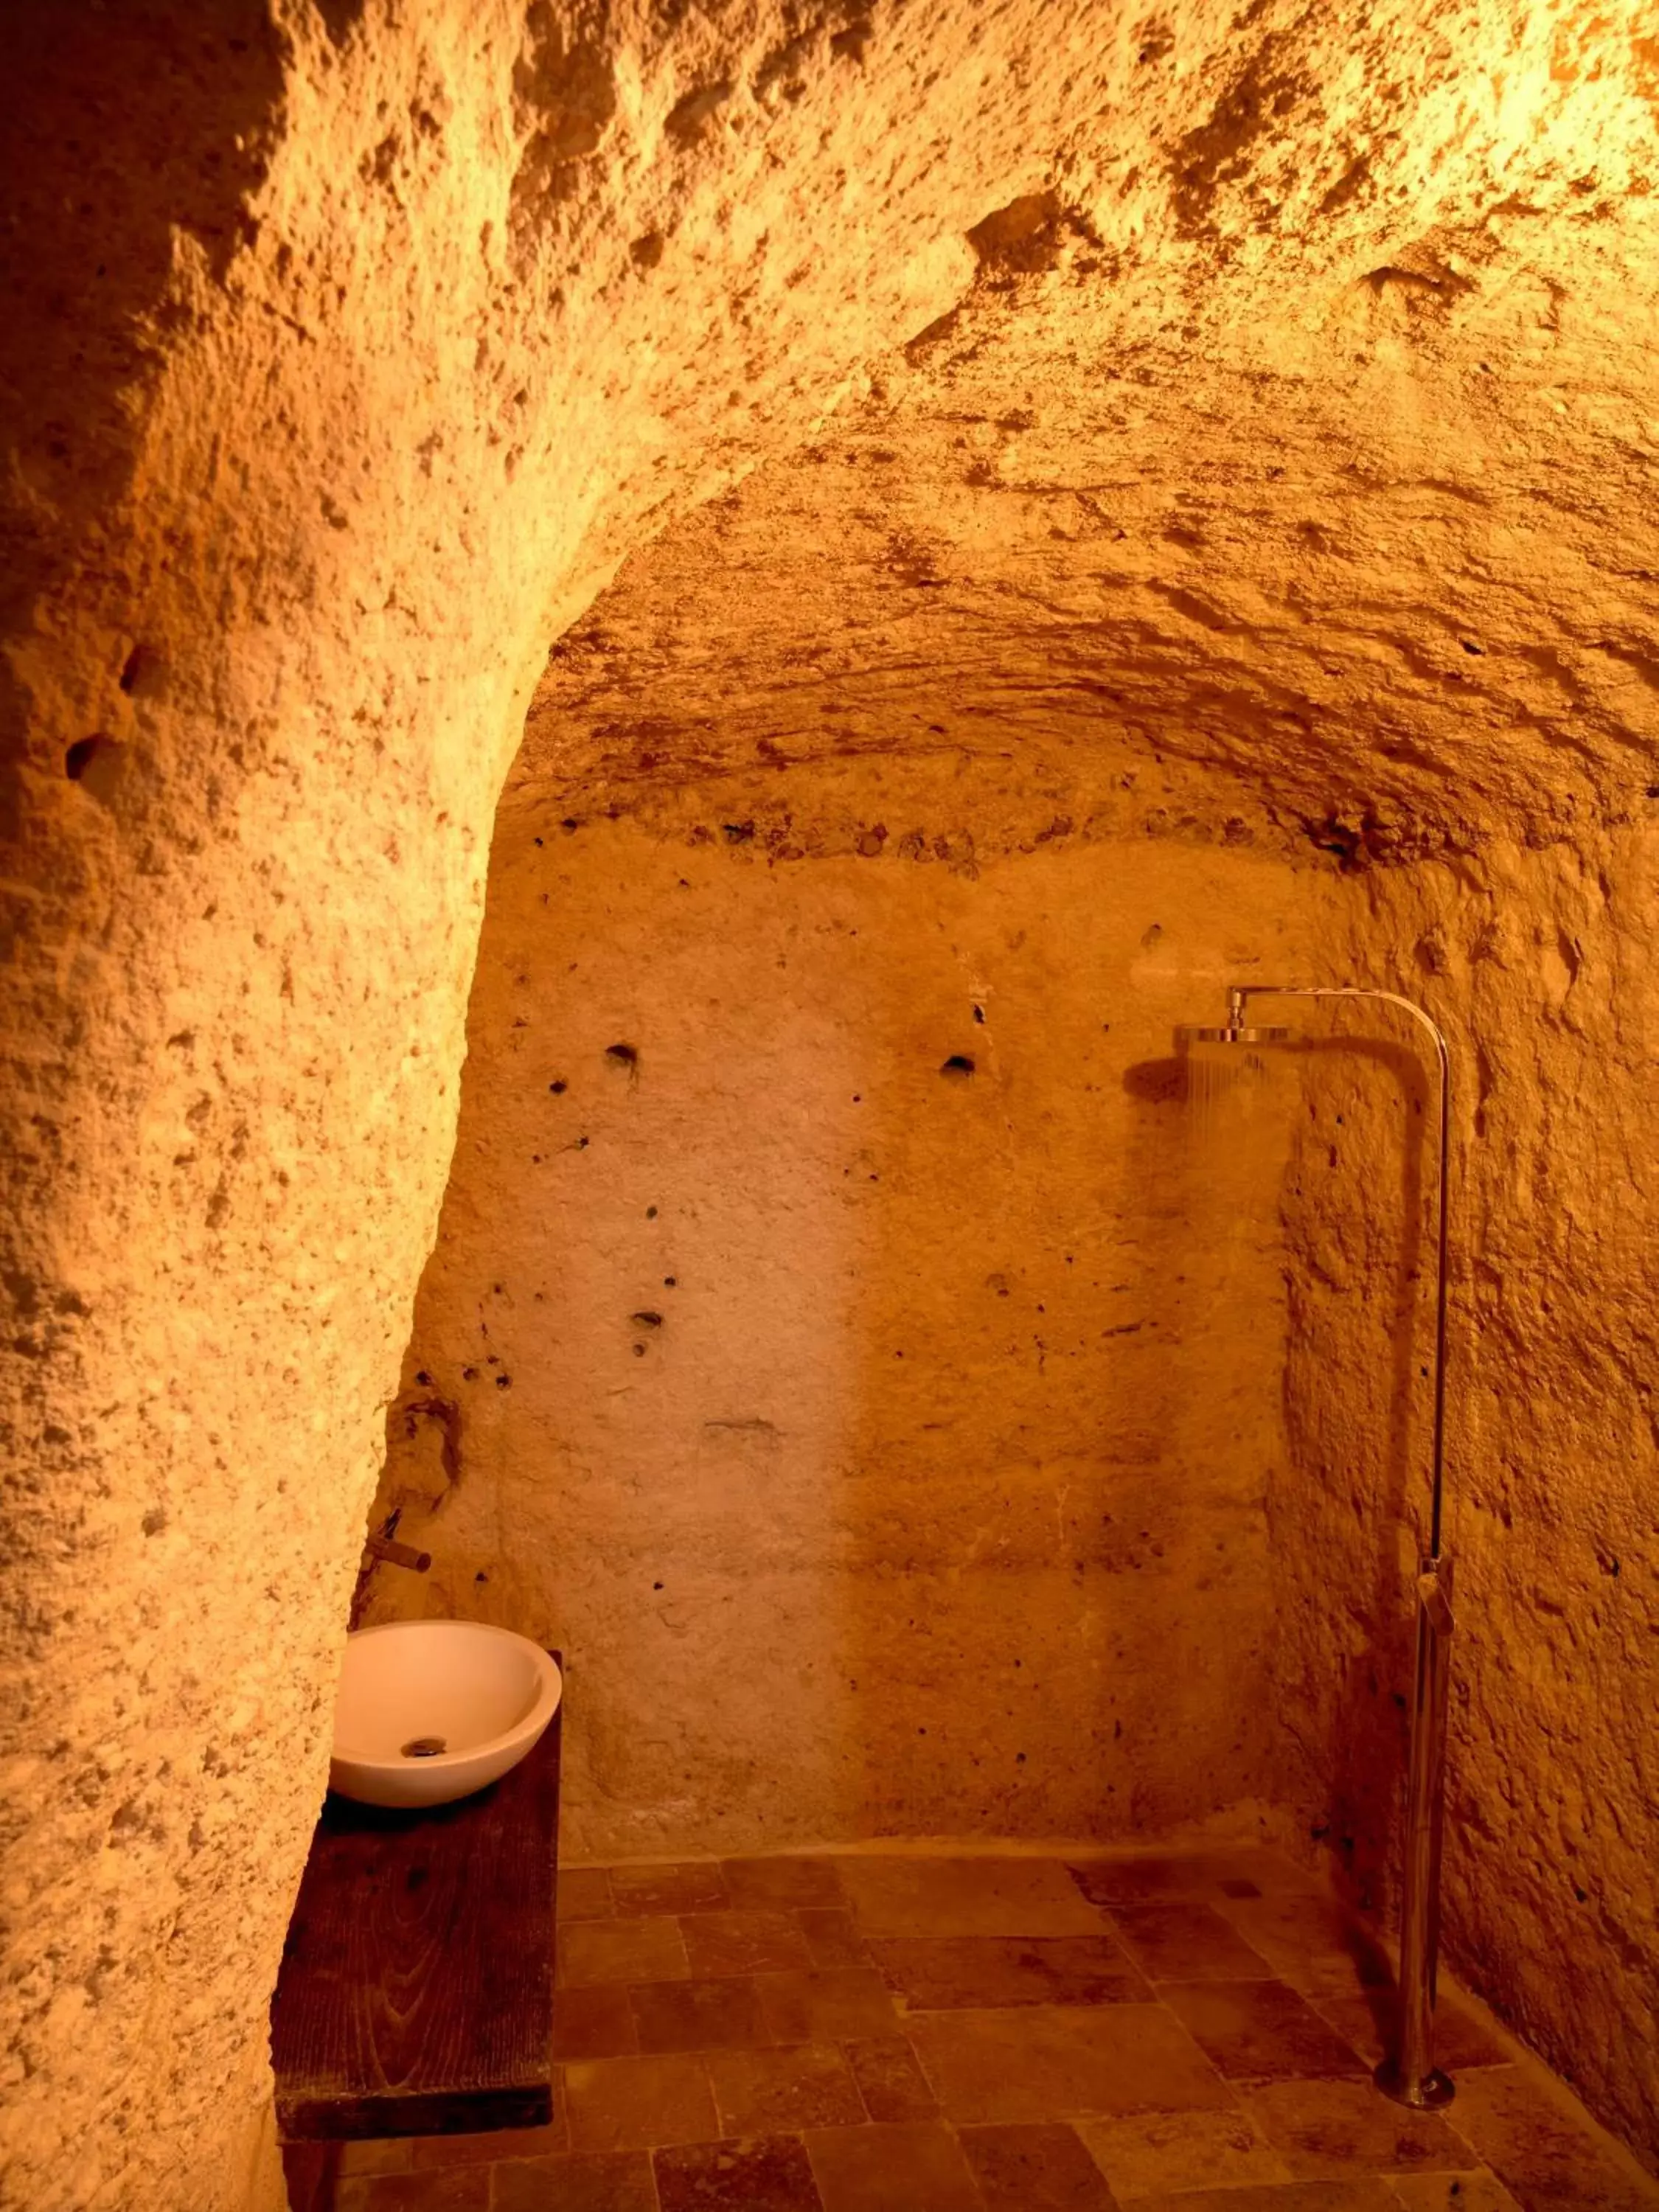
[526,181,1659,859]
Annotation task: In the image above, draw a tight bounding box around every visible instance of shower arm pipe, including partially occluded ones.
[1229,984,1451,1562]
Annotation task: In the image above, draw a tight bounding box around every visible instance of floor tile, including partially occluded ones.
[559,1868,616,1923]
[1127,2185,1402,2211]
[1079,2104,1293,2197]
[753,1966,900,2043]
[655,2133,825,2211]
[707,2043,867,2132]
[1311,1989,1514,2073]
[1442,2066,1659,2209]
[960,2120,1121,2208]
[722,1857,847,1911]
[844,2035,939,2122]
[554,1983,641,2060]
[1213,1891,1394,1999]
[492,2149,658,2211]
[908,2003,1234,2123]
[560,1916,691,1987]
[333,2172,490,2211]
[1164,1979,1371,2084]
[1066,1852,1311,1910]
[1106,1903,1276,1982]
[611,1862,730,1917]
[630,1975,768,2054]
[320,1852,1655,2212]
[795,1909,872,1969]
[841,1856,1108,1938]
[874,1933,1147,2010]
[806,2121,984,2211]
[683,1910,814,1977]
[1386,2174,1526,2211]
[563,2053,720,2152]
[1246,2077,1477,2178]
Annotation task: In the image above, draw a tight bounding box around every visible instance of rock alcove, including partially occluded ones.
[1,6,1656,2208]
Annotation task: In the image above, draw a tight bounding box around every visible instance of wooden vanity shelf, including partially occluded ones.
[271,1669,561,2143]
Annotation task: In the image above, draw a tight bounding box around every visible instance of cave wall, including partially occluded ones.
[363,757,1320,1858]
[1273,827,1659,2159]
[2,1,1656,2204]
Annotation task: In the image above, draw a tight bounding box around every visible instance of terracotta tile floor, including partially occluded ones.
[315,1848,1659,2212]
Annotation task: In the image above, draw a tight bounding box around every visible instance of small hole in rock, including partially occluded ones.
[941,1054,975,1078]
[66,734,117,782]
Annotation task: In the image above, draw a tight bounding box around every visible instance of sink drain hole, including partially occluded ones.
[400,1736,448,1759]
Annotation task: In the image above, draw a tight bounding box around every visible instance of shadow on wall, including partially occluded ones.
[1124,1026,1436,1917]
[1278,1031,1435,1919]
[790,867,1298,1848]
[1110,1037,1302,1831]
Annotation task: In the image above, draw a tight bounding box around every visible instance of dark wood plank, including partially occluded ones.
[278,2142,339,2211]
[271,1674,561,2141]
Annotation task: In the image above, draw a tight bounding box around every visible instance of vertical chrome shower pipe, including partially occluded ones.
[1230,984,1456,2110]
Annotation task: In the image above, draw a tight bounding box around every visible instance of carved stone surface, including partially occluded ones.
[2,4,1655,2205]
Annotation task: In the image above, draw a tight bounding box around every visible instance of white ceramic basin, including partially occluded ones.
[329,1620,561,1809]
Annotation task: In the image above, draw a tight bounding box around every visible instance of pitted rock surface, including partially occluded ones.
[2,5,1657,2205]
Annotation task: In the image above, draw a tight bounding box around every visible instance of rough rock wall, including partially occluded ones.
[363,759,1316,1857]
[2,1,1656,2205]
[1274,829,1659,2161]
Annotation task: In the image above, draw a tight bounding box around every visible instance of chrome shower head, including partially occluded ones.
[1181,1022,1292,1045]
[1179,984,1293,1046]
